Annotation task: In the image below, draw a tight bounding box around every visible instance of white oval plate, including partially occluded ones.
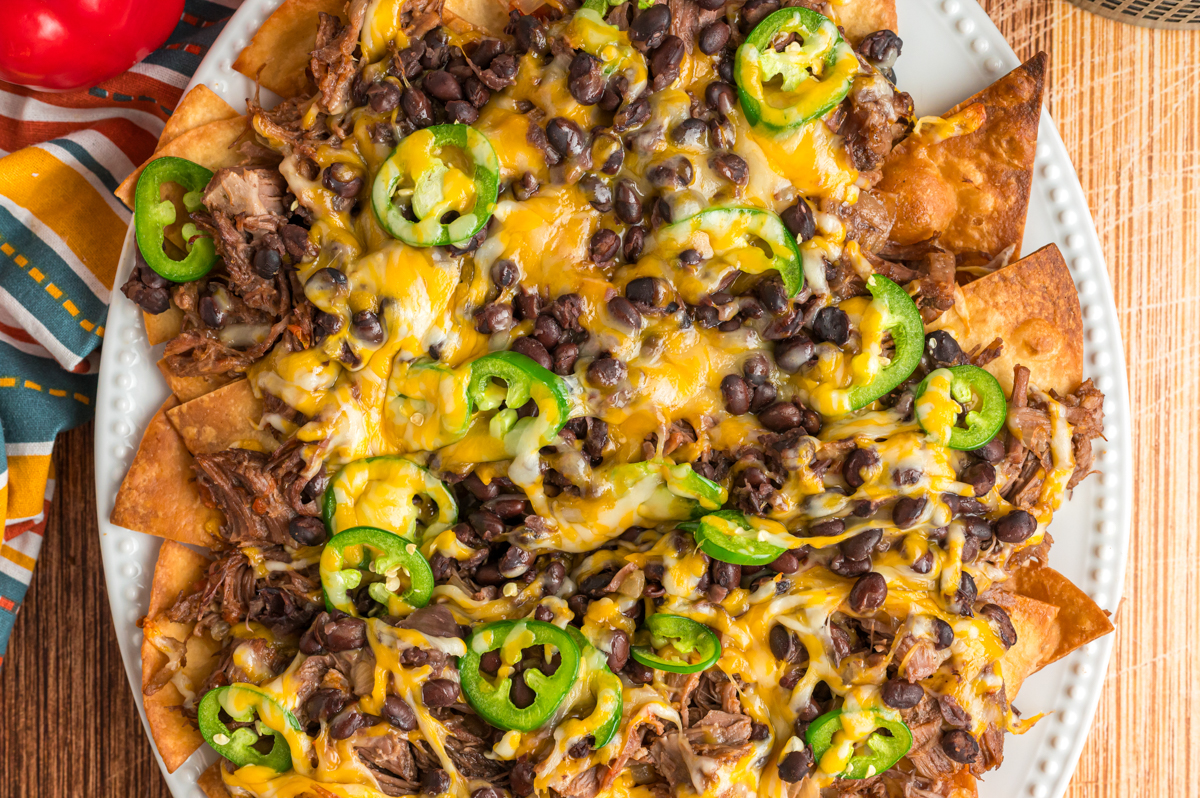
[94,1,1132,796]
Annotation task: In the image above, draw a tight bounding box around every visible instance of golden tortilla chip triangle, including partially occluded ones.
[141,541,221,773]
[166,378,278,456]
[927,243,1083,396]
[110,398,224,548]
[876,52,1047,263]
[998,592,1060,696]
[444,0,508,33]
[199,763,233,798]
[233,0,347,99]
[1011,565,1114,666]
[157,84,240,152]
[834,0,898,44]
[157,358,235,404]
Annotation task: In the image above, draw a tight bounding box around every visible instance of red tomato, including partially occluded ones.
[0,0,184,92]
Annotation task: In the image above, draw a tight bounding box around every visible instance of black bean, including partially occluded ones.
[697,0,726,8]
[843,447,879,489]
[470,38,504,68]
[288,516,328,547]
[882,678,924,709]
[588,356,626,387]
[858,30,903,69]
[542,561,566,596]
[463,471,499,501]
[719,374,750,415]
[777,749,813,782]
[322,163,363,199]
[196,295,224,329]
[711,560,741,590]
[423,70,462,102]
[475,302,513,334]
[705,81,737,115]
[381,695,418,730]
[469,509,505,540]
[485,495,532,520]
[553,343,579,375]
[533,314,563,348]
[995,510,1036,543]
[649,36,685,90]
[607,630,630,671]
[758,401,801,432]
[568,52,605,106]
[781,202,816,242]
[941,730,980,764]
[812,306,850,344]
[932,617,954,649]
[613,97,651,132]
[490,259,518,290]
[840,528,882,561]
[757,275,788,315]
[422,768,451,795]
[740,0,780,33]
[615,179,644,224]
[324,614,367,652]
[422,678,459,708]
[465,77,490,108]
[513,171,539,202]
[589,228,620,264]
[799,406,822,435]
[962,515,993,542]
[630,4,671,49]
[546,117,586,157]
[849,572,887,612]
[926,330,966,365]
[892,496,926,529]
[681,249,703,267]
[808,518,844,538]
[829,552,871,577]
[749,722,770,741]
[487,53,518,85]
[698,20,731,55]
[580,173,612,212]
[446,100,479,124]
[600,143,625,174]
[671,117,708,147]
[499,545,535,579]
[769,624,798,661]
[608,296,643,329]
[911,550,934,573]
[625,659,654,684]
[711,152,749,187]
[626,275,667,308]
[961,462,997,497]
[401,87,434,127]
[305,688,351,725]
[773,335,813,373]
[509,339,550,373]
[768,549,802,574]
[253,247,282,279]
[329,708,368,739]
[514,14,548,54]
[979,603,1018,648]
[972,435,1007,463]
[742,354,769,386]
[350,310,385,345]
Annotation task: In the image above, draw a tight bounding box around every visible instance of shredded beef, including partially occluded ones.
[193,439,322,545]
[358,733,420,796]
[311,0,370,115]
[836,72,914,172]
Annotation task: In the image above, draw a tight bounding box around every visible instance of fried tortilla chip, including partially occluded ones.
[111,398,223,548]
[115,114,250,209]
[157,358,235,404]
[199,763,233,798]
[998,593,1060,696]
[927,243,1083,396]
[157,85,240,152]
[444,0,507,32]
[835,0,899,44]
[233,0,347,98]
[167,378,279,455]
[141,541,221,772]
[1011,565,1114,667]
[144,306,184,347]
[876,53,1046,262]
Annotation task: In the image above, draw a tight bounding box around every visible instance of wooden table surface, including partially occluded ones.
[1,0,1197,795]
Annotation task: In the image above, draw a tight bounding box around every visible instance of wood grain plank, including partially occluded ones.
[0,2,1197,797]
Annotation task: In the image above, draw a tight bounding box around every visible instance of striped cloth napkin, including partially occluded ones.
[0,0,243,662]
